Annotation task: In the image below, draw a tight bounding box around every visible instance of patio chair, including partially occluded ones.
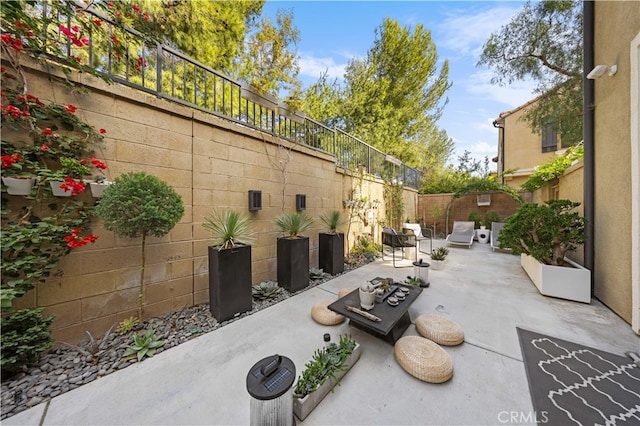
[490,222,510,252]
[402,223,433,255]
[446,221,475,248]
[381,227,417,267]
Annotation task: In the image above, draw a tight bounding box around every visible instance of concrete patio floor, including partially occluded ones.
[5,240,639,425]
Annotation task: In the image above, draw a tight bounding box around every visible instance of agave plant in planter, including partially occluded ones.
[274,212,313,292]
[318,210,346,275]
[203,209,255,322]
[429,247,449,270]
[499,199,590,303]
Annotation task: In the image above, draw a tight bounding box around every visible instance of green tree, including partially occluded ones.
[478,0,583,145]
[94,172,184,321]
[235,7,301,99]
[342,18,452,168]
[106,0,265,73]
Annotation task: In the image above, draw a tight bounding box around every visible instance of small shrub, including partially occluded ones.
[349,234,381,260]
[117,316,139,335]
[484,211,500,229]
[430,247,449,261]
[1,308,53,377]
[123,328,165,362]
[252,281,283,301]
[467,211,482,228]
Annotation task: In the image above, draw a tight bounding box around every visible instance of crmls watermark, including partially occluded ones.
[498,410,549,424]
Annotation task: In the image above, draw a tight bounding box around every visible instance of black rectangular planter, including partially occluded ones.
[318,233,344,275]
[277,237,310,293]
[208,244,252,322]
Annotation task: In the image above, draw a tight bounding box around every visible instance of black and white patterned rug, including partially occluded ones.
[517,327,640,425]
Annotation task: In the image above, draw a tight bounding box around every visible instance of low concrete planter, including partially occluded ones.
[430,259,446,271]
[293,343,361,421]
[521,254,591,303]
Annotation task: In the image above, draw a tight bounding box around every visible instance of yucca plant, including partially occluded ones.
[274,212,314,238]
[319,210,345,234]
[203,209,255,250]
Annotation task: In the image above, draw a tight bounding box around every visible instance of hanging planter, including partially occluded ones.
[2,176,35,195]
[49,180,72,197]
[88,181,111,198]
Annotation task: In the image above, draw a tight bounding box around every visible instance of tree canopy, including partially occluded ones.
[478,0,583,145]
[302,18,453,171]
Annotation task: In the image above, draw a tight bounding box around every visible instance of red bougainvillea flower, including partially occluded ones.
[90,156,107,170]
[107,1,114,7]
[143,13,150,21]
[64,104,77,113]
[41,144,49,151]
[60,177,86,196]
[2,153,22,168]
[63,228,98,248]
[43,128,52,135]
[132,4,140,12]
[26,94,43,105]
[93,19,102,27]
[99,128,107,134]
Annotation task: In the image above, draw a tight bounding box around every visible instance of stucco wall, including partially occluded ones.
[500,102,558,189]
[9,60,414,342]
[592,2,639,323]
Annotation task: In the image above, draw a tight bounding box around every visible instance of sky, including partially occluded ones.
[261,0,537,171]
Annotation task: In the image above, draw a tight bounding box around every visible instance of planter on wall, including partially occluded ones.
[208,244,253,322]
[277,236,309,293]
[49,180,71,197]
[2,176,35,195]
[85,180,111,198]
[293,343,361,421]
[520,254,591,303]
[318,233,344,275]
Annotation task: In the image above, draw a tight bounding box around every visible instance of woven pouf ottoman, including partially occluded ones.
[415,314,464,346]
[338,287,355,298]
[394,336,453,383]
[311,300,345,325]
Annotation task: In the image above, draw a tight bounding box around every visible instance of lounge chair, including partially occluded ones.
[382,227,417,267]
[490,222,509,252]
[446,221,475,248]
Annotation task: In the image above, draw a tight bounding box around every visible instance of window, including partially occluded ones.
[541,124,558,153]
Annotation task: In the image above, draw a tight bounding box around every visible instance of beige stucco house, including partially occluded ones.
[588,1,639,334]
[494,2,639,334]
[493,98,569,189]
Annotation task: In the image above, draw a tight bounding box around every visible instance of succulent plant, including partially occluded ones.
[123,328,165,362]
[309,267,326,280]
[430,247,449,261]
[252,281,283,301]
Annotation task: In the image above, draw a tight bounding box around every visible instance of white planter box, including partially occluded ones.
[293,343,361,421]
[520,254,591,303]
[430,259,445,271]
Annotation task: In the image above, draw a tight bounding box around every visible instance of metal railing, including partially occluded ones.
[41,1,421,188]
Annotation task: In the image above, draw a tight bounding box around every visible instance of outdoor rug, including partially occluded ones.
[517,327,640,425]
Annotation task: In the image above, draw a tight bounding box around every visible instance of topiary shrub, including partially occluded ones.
[467,211,482,228]
[94,172,184,320]
[484,211,500,229]
[1,308,53,378]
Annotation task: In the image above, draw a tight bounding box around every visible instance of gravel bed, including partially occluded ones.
[1,259,373,420]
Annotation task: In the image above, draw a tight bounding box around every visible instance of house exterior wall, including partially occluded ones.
[9,60,413,343]
[497,102,559,189]
[592,2,640,324]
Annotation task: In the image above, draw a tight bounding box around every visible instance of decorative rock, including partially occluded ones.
[415,314,464,346]
[394,336,453,383]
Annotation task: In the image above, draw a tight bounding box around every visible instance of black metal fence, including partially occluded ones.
[43,1,421,188]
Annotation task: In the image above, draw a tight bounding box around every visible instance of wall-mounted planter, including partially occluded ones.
[2,176,35,195]
[293,343,361,421]
[520,254,591,303]
[49,180,72,197]
[89,181,110,198]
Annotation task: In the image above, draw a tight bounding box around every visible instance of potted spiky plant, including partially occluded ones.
[318,210,345,275]
[274,212,313,292]
[499,199,590,303]
[203,209,255,322]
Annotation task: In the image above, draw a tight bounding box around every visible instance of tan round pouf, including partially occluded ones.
[394,336,453,383]
[338,287,355,298]
[415,314,464,346]
[311,300,345,325]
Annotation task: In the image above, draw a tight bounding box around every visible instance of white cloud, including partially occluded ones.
[297,54,347,82]
[435,5,522,60]
[465,69,537,109]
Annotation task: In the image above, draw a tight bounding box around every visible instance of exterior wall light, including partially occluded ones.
[587,64,618,79]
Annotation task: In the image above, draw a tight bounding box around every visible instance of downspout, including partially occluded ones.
[583,0,595,294]
[492,119,505,185]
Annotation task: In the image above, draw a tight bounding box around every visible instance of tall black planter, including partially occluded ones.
[277,237,310,293]
[208,244,252,322]
[318,233,344,275]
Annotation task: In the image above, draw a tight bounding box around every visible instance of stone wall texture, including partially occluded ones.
[10,61,416,343]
